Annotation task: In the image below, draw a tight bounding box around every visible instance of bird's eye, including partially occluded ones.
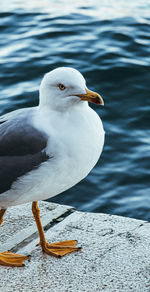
[58,84,66,90]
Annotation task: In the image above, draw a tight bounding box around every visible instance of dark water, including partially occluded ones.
[0,1,150,220]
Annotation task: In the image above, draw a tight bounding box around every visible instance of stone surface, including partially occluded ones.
[0,201,74,251]
[0,202,150,292]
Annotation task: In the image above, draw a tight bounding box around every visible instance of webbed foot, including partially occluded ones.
[41,240,81,258]
[0,251,30,267]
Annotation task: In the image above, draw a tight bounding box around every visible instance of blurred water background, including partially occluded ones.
[0,0,150,220]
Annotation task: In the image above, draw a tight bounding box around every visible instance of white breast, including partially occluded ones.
[2,106,104,207]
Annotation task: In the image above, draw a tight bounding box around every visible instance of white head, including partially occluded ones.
[39,67,104,112]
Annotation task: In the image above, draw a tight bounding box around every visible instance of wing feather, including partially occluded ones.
[0,108,49,194]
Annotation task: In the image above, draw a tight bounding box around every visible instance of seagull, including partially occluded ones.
[0,67,104,267]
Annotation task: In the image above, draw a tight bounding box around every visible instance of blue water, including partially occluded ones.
[0,0,150,220]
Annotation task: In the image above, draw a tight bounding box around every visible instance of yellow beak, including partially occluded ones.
[76,88,104,105]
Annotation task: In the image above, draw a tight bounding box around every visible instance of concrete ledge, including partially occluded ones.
[0,201,150,292]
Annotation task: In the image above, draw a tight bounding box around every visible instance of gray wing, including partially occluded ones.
[0,108,49,194]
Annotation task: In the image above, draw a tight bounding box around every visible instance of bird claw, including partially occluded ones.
[0,251,30,267]
[41,240,82,258]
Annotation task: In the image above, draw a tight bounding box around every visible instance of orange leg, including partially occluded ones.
[0,208,29,267]
[32,201,81,258]
[0,209,6,226]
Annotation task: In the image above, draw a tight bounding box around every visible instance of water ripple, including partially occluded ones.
[0,1,150,220]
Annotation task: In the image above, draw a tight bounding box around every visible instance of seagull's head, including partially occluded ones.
[39,67,104,112]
